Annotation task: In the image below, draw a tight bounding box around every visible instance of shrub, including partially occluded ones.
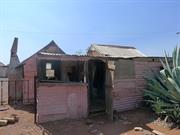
[144,46,180,124]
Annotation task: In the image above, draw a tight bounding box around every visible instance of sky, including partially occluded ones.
[0,0,180,64]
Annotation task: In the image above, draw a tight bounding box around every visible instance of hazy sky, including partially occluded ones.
[0,0,180,64]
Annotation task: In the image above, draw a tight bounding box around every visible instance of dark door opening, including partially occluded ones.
[88,60,106,113]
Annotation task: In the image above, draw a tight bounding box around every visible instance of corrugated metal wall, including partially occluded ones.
[112,58,161,112]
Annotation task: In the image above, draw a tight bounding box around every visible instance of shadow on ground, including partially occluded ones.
[39,108,157,135]
[7,104,35,114]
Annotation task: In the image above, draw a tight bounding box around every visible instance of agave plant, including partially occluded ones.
[144,46,180,124]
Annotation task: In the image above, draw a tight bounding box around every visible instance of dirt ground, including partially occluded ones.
[0,105,180,135]
[0,105,42,135]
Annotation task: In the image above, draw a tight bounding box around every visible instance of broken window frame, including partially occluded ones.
[38,59,86,83]
[39,60,61,82]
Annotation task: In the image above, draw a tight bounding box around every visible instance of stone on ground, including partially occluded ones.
[2,117,16,124]
[152,130,165,135]
[0,119,8,126]
[134,127,143,131]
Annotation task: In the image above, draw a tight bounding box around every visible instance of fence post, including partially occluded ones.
[1,81,3,105]
[14,80,16,104]
[8,80,10,104]
[28,80,29,104]
[21,80,23,103]
[34,76,37,123]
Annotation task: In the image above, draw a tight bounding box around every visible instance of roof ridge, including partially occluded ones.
[93,44,136,49]
[16,40,65,67]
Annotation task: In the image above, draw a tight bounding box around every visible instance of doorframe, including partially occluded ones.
[105,60,115,120]
[87,58,114,119]
[87,58,106,114]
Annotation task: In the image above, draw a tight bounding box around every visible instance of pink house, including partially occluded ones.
[8,38,162,123]
[8,38,65,104]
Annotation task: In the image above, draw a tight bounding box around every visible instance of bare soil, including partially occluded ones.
[0,105,41,135]
[0,105,179,135]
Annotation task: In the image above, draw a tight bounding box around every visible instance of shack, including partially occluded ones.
[87,44,161,119]
[9,39,162,123]
[35,44,161,123]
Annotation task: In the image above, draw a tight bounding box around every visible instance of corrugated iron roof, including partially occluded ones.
[31,51,163,64]
[89,44,146,58]
[39,52,89,57]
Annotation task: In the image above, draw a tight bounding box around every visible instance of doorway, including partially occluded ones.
[88,60,106,113]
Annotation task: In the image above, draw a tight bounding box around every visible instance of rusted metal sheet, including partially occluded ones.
[113,96,142,111]
[113,79,141,111]
[88,44,146,58]
[134,60,161,79]
[112,59,161,112]
[114,79,136,89]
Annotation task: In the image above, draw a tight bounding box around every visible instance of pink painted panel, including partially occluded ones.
[37,83,88,123]
[23,55,37,103]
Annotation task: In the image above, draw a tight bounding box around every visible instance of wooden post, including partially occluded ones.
[105,60,115,120]
[84,61,87,83]
[22,80,24,103]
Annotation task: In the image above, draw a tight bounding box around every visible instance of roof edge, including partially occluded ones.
[91,44,136,49]
[16,40,65,67]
